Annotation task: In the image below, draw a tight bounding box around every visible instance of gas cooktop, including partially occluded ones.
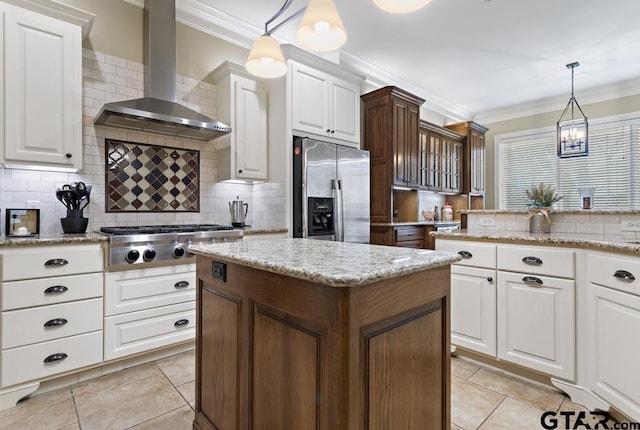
[100,224,235,236]
[100,224,242,270]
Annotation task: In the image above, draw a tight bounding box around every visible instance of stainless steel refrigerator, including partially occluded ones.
[293,136,370,243]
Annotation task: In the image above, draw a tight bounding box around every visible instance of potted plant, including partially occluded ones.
[525,182,563,233]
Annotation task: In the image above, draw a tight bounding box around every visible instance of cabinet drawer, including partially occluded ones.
[435,240,496,268]
[2,298,103,349]
[497,245,574,279]
[1,331,102,387]
[395,226,425,242]
[104,301,195,361]
[587,252,640,296]
[0,244,103,281]
[104,265,196,316]
[1,272,103,310]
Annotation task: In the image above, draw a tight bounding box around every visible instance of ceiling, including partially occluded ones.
[178,0,640,123]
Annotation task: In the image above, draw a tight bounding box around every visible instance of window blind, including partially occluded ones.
[498,117,640,210]
[499,133,557,209]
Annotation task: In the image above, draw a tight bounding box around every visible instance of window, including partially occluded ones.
[497,113,639,210]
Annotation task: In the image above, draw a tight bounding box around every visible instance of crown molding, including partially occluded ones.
[339,50,474,123]
[475,76,640,125]
[3,0,95,38]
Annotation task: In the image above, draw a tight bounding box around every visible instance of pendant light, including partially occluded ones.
[245,35,288,79]
[557,62,588,158]
[245,0,346,78]
[297,0,347,52]
[373,0,431,14]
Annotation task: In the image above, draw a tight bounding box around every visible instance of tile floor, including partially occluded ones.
[0,350,620,430]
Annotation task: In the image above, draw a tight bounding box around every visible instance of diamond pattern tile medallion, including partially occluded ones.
[106,139,200,212]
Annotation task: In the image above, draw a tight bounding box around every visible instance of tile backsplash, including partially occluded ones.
[0,48,285,236]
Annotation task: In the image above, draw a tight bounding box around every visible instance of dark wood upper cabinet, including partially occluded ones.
[419,121,464,194]
[445,121,489,195]
[361,86,424,223]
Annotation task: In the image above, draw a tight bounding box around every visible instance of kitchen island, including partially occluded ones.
[188,238,460,430]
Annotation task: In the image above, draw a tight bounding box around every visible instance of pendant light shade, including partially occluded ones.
[373,0,431,14]
[297,0,347,52]
[245,35,287,79]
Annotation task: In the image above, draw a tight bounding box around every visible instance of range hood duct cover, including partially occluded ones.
[93,0,230,141]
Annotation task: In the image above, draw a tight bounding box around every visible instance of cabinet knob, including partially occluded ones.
[486,277,493,282]
[65,153,72,158]
[331,130,335,134]
[326,129,331,133]
[238,169,243,173]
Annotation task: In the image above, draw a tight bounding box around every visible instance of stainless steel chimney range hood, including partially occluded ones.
[94,0,230,141]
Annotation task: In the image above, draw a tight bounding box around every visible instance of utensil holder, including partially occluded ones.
[61,217,88,234]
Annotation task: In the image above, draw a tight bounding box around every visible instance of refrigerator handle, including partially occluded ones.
[335,179,345,242]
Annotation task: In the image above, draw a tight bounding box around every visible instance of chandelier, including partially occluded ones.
[557,62,588,158]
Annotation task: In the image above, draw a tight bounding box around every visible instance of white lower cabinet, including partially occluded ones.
[450,265,496,356]
[588,251,640,421]
[437,239,576,380]
[497,271,575,379]
[0,244,104,390]
[104,301,195,361]
[1,331,102,387]
[103,264,196,361]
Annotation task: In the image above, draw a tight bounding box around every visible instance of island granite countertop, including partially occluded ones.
[431,229,640,255]
[189,238,461,287]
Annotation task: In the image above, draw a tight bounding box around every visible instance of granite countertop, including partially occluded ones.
[189,238,461,287]
[242,227,288,235]
[0,232,108,247]
[460,209,640,215]
[371,221,461,227]
[431,230,640,255]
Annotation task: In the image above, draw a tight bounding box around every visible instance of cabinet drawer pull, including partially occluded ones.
[44,318,68,327]
[44,353,68,363]
[174,319,189,327]
[613,270,636,281]
[44,318,69,327]
[44,258,69,267]
[522,256,543,266]
[44,285,68,294]
[174,281,190,289]
[458,251,473,258]
[522,276,543,286]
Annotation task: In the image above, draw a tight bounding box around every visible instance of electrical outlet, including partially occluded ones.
[479,217,496,227]
[621,220,640,231]
[26,200,40,209]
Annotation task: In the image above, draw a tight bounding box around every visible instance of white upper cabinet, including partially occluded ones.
[289,59,361,147]
[0,1,91,171]
[213,61,268,182]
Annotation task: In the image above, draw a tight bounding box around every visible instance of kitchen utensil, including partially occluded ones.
[229,196,248,227]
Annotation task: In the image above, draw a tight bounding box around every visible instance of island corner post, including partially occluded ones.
[193,254,451,430]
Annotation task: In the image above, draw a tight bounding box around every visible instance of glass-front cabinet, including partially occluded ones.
[419,121,464,193]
